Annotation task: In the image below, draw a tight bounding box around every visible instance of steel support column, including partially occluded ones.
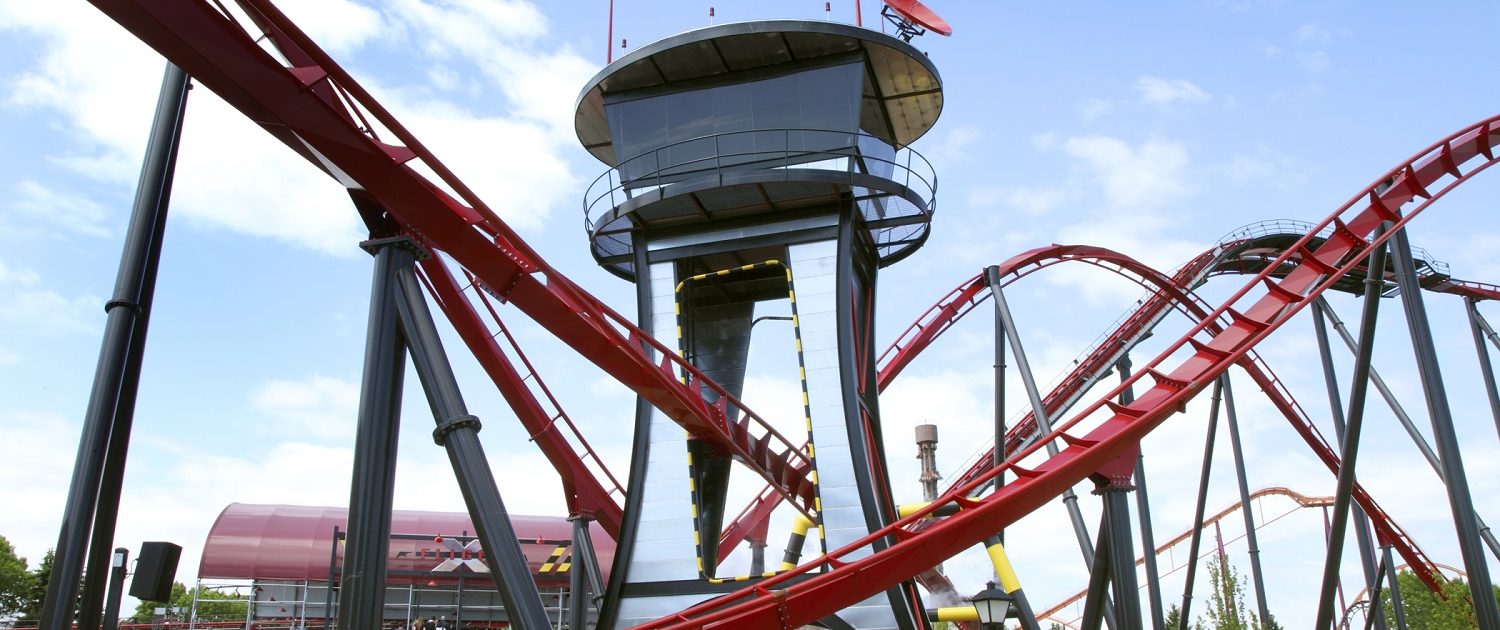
[569,515,606,630]
[1099,482,1142,630]
[1381,546,1408,630]
[338,241,414,630]
[41,63,188,630]
[1314,226,1388,630]
[1178,378,1224,629]
[1220,377,1272,627]
[324,526,339,627]
[1311,301,1387,630]
[986,270,1115,629]
[1361,551,1391,630]
[992,267,1008,528]
[1386,224,1500,627]
[1081,521,1113,630]
[1316,298,1500,559]
[1117,357,1165,630]
[389,254,551,628]
[1463,297,1500,442]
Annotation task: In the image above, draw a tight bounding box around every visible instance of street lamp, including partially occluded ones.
[971,581,1014,629]
[102,548,129,630]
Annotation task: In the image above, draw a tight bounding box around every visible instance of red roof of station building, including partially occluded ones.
[199,503,613,586]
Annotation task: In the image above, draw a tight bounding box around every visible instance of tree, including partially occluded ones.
[0,536,31,620]
[1184,554,1279,630]
[132,581,186,621]
[1380,570,1500,629]
[131,582,248,622]
[1165,604,1184,629]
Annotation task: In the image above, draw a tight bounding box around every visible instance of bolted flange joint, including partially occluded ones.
[433,414,482,446]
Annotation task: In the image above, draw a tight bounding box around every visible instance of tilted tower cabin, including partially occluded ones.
[574,20,942,629]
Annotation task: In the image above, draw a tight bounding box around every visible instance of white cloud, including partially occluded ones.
[0,257,40,286]
[386,0,591,140]
[1006,186,1068,216]
[968,185,1068,217]
[2,0,593,253]
[1222,146,1306,191]
[0,287,100,338]
[920,125,981,169]
[1061,135,1192,209]
[1255,41,1282,59]
[1296,23,1332,45]
[276,0,385,55]
[1134,76,1211,108]
[0,410,75,562]
[10,180,114,238]
[1297,49,1331,73]
[251,375,361,442]
[172,91,369,255]
[1078,97,1112,120]
[385,96,577,232]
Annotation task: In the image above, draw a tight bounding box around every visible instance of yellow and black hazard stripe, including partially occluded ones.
[778,513,817,571]
[536,544,571,574]
[673,260,822,582]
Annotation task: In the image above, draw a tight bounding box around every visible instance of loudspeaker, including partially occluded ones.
[129,542,181,601]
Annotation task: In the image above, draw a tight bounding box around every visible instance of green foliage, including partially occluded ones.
[132,582,248,622]
[1380,570,1500,629]
[1181,554,1277,630]
[0,536,31,619]
[1164,604,1184,629]
[16,549,60,623]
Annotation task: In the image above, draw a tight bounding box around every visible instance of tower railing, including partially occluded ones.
[583,128,937,232]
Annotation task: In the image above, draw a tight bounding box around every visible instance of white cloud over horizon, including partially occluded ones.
[0,0,593,255]
[1134,76,1212,108]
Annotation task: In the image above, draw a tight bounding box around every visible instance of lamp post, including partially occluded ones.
[972,581,1014,629]
[102,548,129,630]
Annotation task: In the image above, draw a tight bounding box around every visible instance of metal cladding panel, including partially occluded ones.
[787,241,906,630]
[619,261,702,585]
[616,594,723,628]
[196,504,613,587]
[787,242,864,553]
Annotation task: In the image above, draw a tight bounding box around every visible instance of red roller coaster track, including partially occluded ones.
[81,0,1499,627]
[718,238,1453,594]
[630,115,1499,628]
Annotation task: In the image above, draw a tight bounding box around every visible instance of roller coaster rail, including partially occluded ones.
[48,0,1500,627]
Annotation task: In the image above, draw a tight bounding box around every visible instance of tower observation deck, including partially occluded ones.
[575,19,943,630]
[577,20,942,279]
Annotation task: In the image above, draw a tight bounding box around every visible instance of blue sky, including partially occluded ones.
[2,0,1499,626]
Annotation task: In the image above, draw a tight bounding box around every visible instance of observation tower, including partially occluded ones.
[575,19,942,629]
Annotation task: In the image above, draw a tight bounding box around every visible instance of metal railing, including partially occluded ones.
[1215,218,1450,277]
[583,128,937,232]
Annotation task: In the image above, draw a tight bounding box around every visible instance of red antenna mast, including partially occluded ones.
[606,0,614,63]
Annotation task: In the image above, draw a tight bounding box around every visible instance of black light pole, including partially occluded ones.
[41,62,189,630]
[101,548,129,630]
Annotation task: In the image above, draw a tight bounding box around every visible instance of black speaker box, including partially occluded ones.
[129,541,182,601]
